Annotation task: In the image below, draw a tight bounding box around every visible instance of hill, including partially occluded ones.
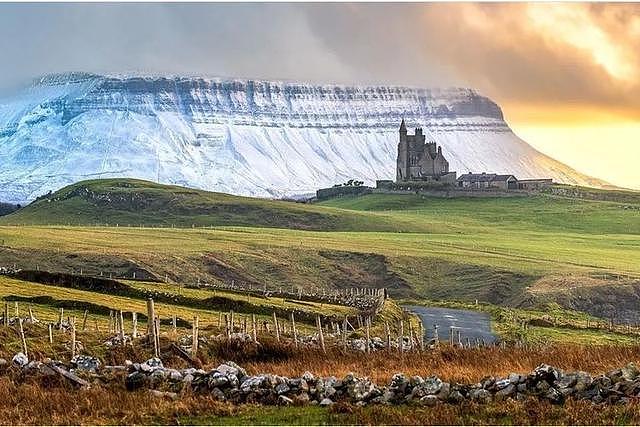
[1,181,639,322]
[0,179,429,232]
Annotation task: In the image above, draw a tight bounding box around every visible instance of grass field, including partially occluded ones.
[0,179,638,331]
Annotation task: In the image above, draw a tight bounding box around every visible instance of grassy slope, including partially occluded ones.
[0,180,638,328]
[0,179,434,233]
[0,190,638,304]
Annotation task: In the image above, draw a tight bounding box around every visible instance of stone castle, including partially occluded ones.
[396,119,457,184]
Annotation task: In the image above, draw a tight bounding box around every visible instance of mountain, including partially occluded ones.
[0,72,604,203]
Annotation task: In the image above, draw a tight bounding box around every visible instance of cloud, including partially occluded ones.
[0,3,638,120]
[299,3,640,121]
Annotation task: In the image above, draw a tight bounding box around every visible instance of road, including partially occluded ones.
[404,305,497,343]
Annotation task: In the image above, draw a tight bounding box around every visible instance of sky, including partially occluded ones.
[0,2,638,189]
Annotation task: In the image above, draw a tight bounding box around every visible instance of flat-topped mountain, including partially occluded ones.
[0,72,604,203]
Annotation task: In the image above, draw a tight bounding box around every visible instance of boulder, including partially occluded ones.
[12,352,28,367]
[420,394,439,406]
[125,371,148,391]
[71,355,101,373]
[319,398,334,406]
[278,395,294,406]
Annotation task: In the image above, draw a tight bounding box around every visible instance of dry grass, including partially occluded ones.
[0,341,640,424]
[232,343,640,384]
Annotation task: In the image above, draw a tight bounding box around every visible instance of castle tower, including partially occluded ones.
[397,119,409,181]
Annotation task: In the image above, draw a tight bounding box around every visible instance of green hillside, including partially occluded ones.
[0,179,428,232]
[1,180,639,322]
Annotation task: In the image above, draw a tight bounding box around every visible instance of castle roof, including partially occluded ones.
[399,119,407,132]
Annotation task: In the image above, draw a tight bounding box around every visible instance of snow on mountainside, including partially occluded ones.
[0,72,604,203]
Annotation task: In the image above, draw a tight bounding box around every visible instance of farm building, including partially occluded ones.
[457,173,519,190]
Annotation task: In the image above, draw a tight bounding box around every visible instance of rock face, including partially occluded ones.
[0,72,604,204]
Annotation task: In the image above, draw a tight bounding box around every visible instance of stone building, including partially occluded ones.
[457,173,519,190]
[396,120,457,184]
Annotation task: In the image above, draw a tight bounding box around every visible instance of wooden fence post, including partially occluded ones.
[225,314,231,338]
[230,310,235,333]
[82,310,88,331]
[172,315,177,335]
[71,317,77,358]
[14,301,18,317]
[290,312,298,348]
[398,320,404,354]
[191,316,199,357]
[132,312,138,338]
[48,323,53,344]
[146,299,158,357]
[251,314,257,343]
[408,321,415,351]
[18,317,27,357]
[434,324,439,345]
[316,316,326,354]
[342,316,348,351]
[385,321,391,350]
[119,311,125,341]
[154,316,160,357]
[273,312,280,342]
[28,306,34,323]
[365,317,371,354]
[59,308,64,330]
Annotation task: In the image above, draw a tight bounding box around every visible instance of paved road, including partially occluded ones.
[404,305,497,343]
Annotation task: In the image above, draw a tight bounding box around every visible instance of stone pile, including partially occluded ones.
[120,359,640,406]
[9,352,640,406]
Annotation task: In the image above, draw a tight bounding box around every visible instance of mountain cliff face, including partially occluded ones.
[0,72,603,203]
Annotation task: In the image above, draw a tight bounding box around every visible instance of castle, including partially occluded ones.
[396,119,457,184]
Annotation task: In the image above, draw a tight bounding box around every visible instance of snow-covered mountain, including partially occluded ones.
[0,72,604,203]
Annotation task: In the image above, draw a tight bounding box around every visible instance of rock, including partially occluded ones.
[302,371,316,384]
[168,369,183,382]
[508,373,523,384]
[211,387,226,401]
[126,371,148,391]
[295,392,310,403]
[436,382,451,400]
[71,355,101,373]
[347,378,375,401]
[447,390,465,403]
[544,387,563,404]
[420,394,439,406]
[275,382,290,395]
[216,361,247,379]
[621,363,640,381]
[208,373,230,388]
[421,376,443,395]
[278,395,294,406]
[533,364,562,384]
[470,388,492,403]
[494,379,511,390]
[140,357,163,373]
[12,352,28,367]
[494,384,516,401]
[319,398,334,406]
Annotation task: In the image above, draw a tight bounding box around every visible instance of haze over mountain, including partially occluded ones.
[0,72,605,204]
